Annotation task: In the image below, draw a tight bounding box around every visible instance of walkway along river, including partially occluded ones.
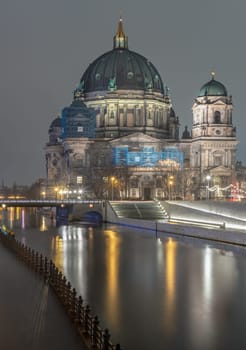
[1,207,246,350]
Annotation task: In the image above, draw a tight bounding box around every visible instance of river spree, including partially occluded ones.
[1,207,246,350]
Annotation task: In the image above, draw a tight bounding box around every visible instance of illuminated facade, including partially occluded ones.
[189,73,238,198]
[45,18,238,200]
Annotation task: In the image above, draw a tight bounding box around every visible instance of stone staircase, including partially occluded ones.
[110,201,169,221]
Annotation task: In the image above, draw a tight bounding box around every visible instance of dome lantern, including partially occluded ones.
[113,16,128,49]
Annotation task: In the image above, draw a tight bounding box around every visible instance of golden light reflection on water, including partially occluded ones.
[52,235,64,271]
[104,229,120,328]
[40,215,48,231]
[164,238,177,332]
[9,207,15,229]
[16,207,21,220]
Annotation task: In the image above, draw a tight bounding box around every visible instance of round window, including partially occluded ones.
[127,72,134,79]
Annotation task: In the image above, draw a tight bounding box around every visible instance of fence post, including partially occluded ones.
[27,247,31,264]
[31,249,35,268]
[70,288,77,318]
[39,254,43,275]
[84,305,91,335]
[44,257,48,281]
[77,296,83,326]
[60,275,66,301]
[103,329,111,350]
[65,281,72,308]
[92,315,100,347]
[49,260,55,283]
[35,252,39,271]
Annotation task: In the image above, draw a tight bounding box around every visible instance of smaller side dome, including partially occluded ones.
[61,100,95,139]
[182,126,191,139]
[198,75,227,97]
[50,116,62,128]
[48,116,62,144]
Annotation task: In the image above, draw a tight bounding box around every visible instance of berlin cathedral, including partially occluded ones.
[44,18,238,200]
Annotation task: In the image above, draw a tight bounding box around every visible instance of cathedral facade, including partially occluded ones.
[44,18,238,200]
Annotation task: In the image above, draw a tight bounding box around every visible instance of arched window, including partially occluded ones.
[214,111,221,124]
[213,151,223,166]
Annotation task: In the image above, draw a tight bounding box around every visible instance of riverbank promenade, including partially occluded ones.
[0,243,86,350]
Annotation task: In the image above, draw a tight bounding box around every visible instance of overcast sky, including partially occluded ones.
[1,0,246,185]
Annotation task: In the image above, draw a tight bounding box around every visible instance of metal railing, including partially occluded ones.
[0,199,103,207]
[0,227,121,350]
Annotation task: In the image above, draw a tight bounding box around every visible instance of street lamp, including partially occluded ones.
[168,176,174,200]
[54,187,58,200]
[110,177,115,200]
[78,189,83,199]
[59,190,63,200]
[206,175,211,200]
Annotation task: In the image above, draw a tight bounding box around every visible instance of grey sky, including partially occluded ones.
[1,0,246,185]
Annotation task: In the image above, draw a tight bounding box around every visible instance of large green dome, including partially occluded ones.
[80,49,164,94]
[198,76,227,97]
[79,18,164,95]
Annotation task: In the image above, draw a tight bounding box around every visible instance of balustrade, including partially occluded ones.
[0,226,122,350]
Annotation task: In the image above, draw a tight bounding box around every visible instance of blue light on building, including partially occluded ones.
[62,100,95,139]
[113,145,183,167]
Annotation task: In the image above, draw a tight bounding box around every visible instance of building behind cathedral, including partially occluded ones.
[44,18,239,200]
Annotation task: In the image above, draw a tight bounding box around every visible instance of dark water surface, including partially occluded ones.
[2,208,246,350]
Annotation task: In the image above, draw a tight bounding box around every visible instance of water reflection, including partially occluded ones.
[203,246,213,302]
[104,230,120,328]
[164,238,177,334]
[189,246,215,349]
[21,209,25,229]
[9,207,15,229]
[2,208,246,350]
[40,216,48,232]
[51,235,64,271]
[55,225,89,299]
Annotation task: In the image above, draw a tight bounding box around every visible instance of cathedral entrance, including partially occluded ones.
[143,188,151,200]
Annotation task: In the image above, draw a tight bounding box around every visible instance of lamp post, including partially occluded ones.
[54,187,58,200]
[59,190,63,200]
[110,177,115,200]
[168,176,174,200]
[206,175,211,200]
[78,189,83,199]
